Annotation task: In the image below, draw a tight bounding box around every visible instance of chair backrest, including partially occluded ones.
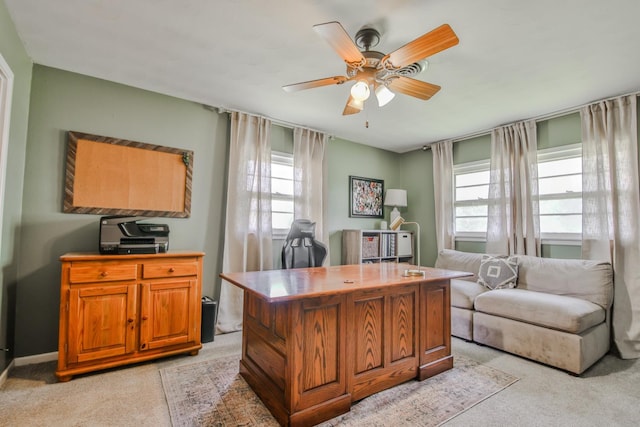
[281,219,327,269]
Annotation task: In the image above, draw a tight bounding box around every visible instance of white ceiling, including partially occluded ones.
[5,0,640,152]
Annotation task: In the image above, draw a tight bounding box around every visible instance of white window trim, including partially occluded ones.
[0,54,14,256]
[537,143,582,244]
[453,159,490,241]
[271,151,294,239]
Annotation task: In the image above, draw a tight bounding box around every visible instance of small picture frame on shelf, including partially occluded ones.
[349,176,384,218]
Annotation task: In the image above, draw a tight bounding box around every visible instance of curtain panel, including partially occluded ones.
[217,112,273,333]
[293,128,329,263]
[432,140,455,251]
[486,120,540,256]
[581,95,640,359]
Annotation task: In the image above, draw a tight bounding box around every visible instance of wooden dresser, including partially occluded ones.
[56,251,204,381]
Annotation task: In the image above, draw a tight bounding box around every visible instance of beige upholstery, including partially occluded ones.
[435,249,614,374]
[475,289,605,334]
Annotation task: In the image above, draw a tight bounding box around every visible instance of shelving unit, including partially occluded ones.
[342,229,413,265]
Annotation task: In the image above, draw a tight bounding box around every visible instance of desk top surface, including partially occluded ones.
[220,263,472,302]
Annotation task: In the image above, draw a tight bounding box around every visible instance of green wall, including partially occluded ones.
[11,65,400,357]
[14,66,229,357]
[326,138,401,265]
[0,0,32,372]
[401,113,588,265]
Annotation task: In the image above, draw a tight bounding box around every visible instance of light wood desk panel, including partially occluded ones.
[220,263,471,426]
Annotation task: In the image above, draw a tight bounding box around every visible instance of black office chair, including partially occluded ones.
[281,219,328,269]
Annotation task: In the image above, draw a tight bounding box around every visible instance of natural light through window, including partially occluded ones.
[537,144,582,240]
[453,144,582,242]
[454,160,490,239]
[271,152,294,235]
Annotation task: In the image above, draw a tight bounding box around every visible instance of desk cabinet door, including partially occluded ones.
[139,279,199,351]
[67,283,138,364]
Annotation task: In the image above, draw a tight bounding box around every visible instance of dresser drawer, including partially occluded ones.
[143,262,198,279]
[69,264,137,284]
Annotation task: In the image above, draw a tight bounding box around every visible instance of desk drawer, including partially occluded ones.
[143,262,198,279]
[69,264,137,284]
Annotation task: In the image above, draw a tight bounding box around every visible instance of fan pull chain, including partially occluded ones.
[365,103,369,128]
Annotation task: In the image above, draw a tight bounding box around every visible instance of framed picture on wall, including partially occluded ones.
[349,176,384,218]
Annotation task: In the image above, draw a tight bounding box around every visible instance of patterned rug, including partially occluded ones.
[160,354,518,426]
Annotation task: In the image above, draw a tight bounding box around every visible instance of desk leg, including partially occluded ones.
[418,280,453,380]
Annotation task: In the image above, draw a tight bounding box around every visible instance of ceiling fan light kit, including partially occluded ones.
[282,21,459,116]
[350,80,370,101]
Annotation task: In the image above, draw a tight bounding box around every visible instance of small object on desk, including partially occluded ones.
[344,279,354,283]
[403,269,426,277]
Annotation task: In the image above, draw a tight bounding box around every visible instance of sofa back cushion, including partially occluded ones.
[435,249,485,282]
[516,255,613,309]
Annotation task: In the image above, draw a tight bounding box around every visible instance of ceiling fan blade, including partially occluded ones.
[313,21,365,66]
[382,24,459,69]
[387,76,441,100]
[342,94,363,115]
[282,76,348,92]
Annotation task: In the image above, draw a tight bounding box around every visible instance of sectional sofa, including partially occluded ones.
[435,249,614,375]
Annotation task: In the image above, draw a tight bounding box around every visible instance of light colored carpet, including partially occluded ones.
[2,332,639,426]
[160,352,518,426]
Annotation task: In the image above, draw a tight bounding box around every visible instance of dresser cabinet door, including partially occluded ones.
[139,279,199,351]
[67,283,138,364]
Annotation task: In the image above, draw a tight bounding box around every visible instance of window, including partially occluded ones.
[537,144,582,242]
[271,152,294,236]
[454,160,490,240]
[452,143,583,243]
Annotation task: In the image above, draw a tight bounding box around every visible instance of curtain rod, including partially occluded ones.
[424,89,640,149]
[206,104,334,139]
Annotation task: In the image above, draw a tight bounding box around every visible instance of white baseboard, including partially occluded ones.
[0,359,15,388]
[14,351,58,367]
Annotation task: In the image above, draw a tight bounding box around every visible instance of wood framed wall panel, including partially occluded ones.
[64,131,193,217]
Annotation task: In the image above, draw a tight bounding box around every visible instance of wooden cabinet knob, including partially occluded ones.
[127,318,134,323]
[142,315,148,321]
[100,271,108,277]
[169,267,175,273]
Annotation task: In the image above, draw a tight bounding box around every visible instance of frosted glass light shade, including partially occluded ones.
[350,80,370,101]
[375,85,395,107]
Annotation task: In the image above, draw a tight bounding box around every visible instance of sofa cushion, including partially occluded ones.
[477,255,519,290]
[516,255,613,309]
[474,288,605,334]
[451,279,487,309]
[435,249,485,281]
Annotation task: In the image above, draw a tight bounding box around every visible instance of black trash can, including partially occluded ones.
[201,296,218,343]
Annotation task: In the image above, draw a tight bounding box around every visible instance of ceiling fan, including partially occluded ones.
[282,21,459,115]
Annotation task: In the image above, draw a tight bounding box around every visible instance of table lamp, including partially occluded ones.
[384,189,407,224]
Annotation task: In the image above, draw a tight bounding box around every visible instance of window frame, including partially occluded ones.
[537,143,582,245]
[271,151,294,239]
[453,159,490,242]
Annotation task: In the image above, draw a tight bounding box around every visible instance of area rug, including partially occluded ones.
[160,354,518,427]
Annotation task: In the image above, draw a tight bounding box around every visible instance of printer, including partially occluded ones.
[99,216,169,255]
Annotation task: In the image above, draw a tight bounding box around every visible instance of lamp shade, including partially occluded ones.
[384,189,407,207]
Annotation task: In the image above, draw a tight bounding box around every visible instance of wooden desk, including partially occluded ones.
[220,263,471,426]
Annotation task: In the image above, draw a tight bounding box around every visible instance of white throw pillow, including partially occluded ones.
[477,255,519,290]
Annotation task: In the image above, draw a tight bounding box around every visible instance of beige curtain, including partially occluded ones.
[432,140,455,251]
[293,127,329,264]
[581,95,640,359]
[217,112,273,333]
[486,120,540,256]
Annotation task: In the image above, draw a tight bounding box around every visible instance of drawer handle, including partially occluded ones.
[142,315,149,321]
[127,318,134,323]
[100,271,108,277]
[168,267,175,273]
